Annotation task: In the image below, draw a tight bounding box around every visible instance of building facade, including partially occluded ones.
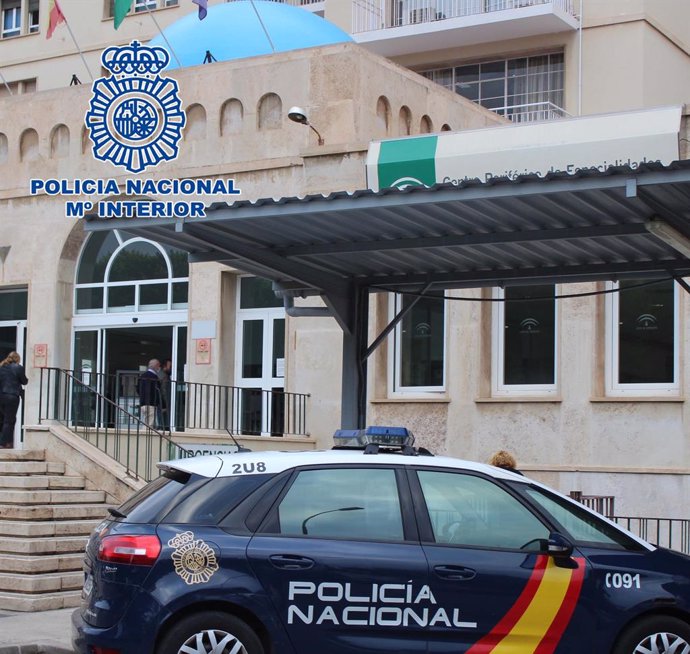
[1,0,690,518]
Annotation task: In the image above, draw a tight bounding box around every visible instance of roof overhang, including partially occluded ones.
[85,161,690,331]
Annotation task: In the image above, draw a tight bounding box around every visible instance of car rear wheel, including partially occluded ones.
[157,611,264,654]
[613,616,690,654]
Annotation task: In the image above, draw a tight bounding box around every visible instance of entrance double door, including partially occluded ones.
[0,322,26,446]
[72,324,187,430]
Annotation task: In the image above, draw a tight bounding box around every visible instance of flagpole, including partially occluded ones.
[248,0,275,52]
[61,15,94,81]
[0,69,13,95]
[144,6,182,68]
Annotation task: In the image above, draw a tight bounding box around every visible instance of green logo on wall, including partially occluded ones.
[377,135,438,190]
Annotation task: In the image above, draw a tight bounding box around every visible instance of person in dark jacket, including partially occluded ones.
[137,359,161,428]
[0,351,28,449]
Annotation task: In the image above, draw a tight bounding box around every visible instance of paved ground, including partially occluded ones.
[0,608,74,653]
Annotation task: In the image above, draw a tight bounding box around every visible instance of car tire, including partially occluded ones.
[157,611,265,654]
[613,615,690,654]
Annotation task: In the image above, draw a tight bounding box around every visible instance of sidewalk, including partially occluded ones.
[0,608,74,653]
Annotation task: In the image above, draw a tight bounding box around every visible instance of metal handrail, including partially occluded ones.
[352,0,577,34]
[612,516,690,555]
[38,367,190,482]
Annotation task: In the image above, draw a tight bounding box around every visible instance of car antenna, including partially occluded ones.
[225,427,252,452]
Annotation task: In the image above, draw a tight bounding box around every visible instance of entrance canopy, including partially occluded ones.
[85,160,690,426]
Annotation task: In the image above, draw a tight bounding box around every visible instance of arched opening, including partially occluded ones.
[0,133,7,164]
[398,106,412,136]
[185,103,207,140]
[50,124,70,158]
[257,93,282,130]
[220,98,244,135]
[19,128,39,162]
[420,115,434,134]
[376,96,391,137]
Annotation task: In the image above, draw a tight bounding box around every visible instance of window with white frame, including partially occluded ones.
[1,0,21,38]
[422,52,565,122]
[105,0,177,19]
[492,285,557,395]
[605,280,679,395]
[389,292,446,394]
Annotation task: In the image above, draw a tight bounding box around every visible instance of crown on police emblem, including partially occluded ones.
[102,40,170,77]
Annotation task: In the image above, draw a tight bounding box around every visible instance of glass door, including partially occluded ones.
[235,277,286,436]
[0,321,27,446]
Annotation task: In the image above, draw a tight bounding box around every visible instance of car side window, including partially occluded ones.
[267,467,404,541]
[417,470,549,550]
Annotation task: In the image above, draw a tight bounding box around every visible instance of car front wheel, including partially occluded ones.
[613,616,690,654]
[157,611,265,654]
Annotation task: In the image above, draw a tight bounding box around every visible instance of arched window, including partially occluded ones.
[74,230,189,314]
[398,106,411,136]
[420,115,434,134]
[376,96,391,137]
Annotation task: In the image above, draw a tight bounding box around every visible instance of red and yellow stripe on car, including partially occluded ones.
[467,555,586,654]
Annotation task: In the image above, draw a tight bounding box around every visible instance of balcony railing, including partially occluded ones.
[353,0,577,34]
[492,101,570,123]
[228,0,323,6]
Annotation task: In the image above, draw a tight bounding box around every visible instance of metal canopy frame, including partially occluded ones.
[84,161,690,429]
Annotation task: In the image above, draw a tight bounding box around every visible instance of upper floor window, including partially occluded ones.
[389,292,446,394]
[492,285,557,395]
[2,0,20,37]
[605,279,679,396]
[74,229,189,315]
[0,77,36,98]
[105,0,177,19]
[422,52,565,123]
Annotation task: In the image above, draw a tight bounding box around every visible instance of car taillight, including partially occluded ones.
[98,535,161,566]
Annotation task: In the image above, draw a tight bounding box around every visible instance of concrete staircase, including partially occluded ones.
[0,448,110,611]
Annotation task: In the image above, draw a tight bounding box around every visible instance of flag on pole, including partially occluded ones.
[114,0,134,29]
[46,0,66,39]
[193,0,208,20]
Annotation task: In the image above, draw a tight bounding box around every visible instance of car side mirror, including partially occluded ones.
[547,532,574,558]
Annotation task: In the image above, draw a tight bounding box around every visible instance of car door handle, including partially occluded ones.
[433,565,476,580]
[268,554,315,570]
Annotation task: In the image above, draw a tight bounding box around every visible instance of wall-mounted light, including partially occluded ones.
[645,218,690,259]
[287,106,324,146]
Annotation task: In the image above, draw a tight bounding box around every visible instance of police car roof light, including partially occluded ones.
[333,425,415,450]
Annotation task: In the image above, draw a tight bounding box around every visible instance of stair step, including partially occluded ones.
[0,503,109,521]
[0,571,83,593]
[0,553,84,574]
[0,535,88,555]
[0,489,106,505]
[0,519,100,537]
[0,589,81,611]
[0,450,46,462]
[0,461,65,476]
[0,475,85,490]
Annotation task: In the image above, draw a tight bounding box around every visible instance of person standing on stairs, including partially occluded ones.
[0,351,28,449]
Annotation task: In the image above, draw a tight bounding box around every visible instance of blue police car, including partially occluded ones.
[72,427,690,654]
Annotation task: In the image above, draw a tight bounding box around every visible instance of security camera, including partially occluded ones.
[288,106,308,125]
[132,317,138,323]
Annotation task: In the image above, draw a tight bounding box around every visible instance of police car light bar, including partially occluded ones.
[333,426,415,449]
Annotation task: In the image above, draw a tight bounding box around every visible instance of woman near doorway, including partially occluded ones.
[0,351,28,449]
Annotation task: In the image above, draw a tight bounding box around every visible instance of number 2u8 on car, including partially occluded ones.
[72,427,690,654]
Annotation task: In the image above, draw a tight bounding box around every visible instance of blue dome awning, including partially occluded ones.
[149,1,353,69]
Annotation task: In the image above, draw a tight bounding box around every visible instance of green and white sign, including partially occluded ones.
[366,106,681,192]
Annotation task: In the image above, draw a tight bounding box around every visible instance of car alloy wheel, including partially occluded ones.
[631,631,690,654]
[177,629,248,654]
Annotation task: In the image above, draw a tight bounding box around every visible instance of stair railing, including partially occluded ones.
[38,367,190,482]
